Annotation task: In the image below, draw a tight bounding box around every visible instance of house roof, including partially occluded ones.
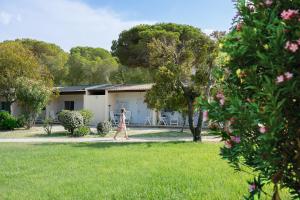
[107,84,153,92]
[56,85,89,92]
[56,84,153,93]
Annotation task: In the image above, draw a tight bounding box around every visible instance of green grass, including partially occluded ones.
[0,142,291,199]
[0,129,196,138]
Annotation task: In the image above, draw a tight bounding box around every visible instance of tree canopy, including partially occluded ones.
[0,41,52,112]
[17,39,69,86]
[112,23,216,141]
[66,47,119,85]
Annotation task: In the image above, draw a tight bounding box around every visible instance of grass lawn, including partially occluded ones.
[0,127,197,139]
[0,142,290,199]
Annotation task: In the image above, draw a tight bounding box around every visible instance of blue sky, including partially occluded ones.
[84,0,235,31]
[0,0,235,51]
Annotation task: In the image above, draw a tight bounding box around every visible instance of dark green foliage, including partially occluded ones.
[58,110,84,135]
[97,121,112,136]
[199,0,300,198]
[66,47,119,85]
[0,111,18,130]
[16,115,26,128]
[73,126,90,137]
[79,109,93,126]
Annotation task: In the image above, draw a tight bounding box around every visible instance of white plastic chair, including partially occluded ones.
[110,111,119,126]
[144,115,152,126]
[169,114,179,126]
[158,114,168,126]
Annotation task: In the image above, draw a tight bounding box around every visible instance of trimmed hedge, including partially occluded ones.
[97,121,112,136]
[58,110,84,135]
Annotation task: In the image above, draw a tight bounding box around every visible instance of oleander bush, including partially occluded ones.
[97,121,112,136]
[198,0,300,199]
[58,110,84,135]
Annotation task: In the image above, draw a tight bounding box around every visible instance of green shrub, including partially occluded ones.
[79,109,93,125]
[97,121,112,136]
[198,0,300,199]
[43,117,54,135]
[16,115,26,128]
[58,110,84,135]
[0,111,18,130]
[73,126,90,137]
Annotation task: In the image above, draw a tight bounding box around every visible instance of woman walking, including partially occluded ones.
[113,108,128,140]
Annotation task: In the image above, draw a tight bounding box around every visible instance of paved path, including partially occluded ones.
[0,136,220,143]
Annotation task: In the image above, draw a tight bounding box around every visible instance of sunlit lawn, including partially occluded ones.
[0,142,291,200]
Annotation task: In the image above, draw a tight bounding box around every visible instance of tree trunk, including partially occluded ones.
[180,113,186,132]
[272,184,281,200]
[187,99,202,142]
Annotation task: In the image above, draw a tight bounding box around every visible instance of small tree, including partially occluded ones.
[0,41,42,113]
[58,110,84,135]
[112,23,216,141]
[16,78,53,129]
[199,0,300,199]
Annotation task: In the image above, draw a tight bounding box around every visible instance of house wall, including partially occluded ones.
[83,95,106,125]
[46,94,84,119]
[108,92,153,125]
[0,97,22,116]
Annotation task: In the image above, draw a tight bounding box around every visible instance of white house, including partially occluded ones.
[1,83,185,126]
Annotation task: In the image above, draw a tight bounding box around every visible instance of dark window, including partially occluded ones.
[64,101,74,110]
[1,102,10,112]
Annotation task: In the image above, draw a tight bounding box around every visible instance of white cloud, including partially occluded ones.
[0,11,13,25]
[203,29,215,36]
[0,0,155,51]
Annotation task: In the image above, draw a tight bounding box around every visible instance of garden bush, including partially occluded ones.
[0,111,18,130]
[43,117,54,135]
[79,109,93,125]
[16,115,26,128]
[58,110,84,135]
[73,126,90,137]
[199,0,300,199]
[97,121,112,136]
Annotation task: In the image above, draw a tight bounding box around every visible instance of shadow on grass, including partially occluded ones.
[29,131,69,138]
[33,141,191,150]
[130,131,192,138]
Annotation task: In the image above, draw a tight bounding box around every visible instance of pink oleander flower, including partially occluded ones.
[225,141,232,148]
[284,72,293,80]
[285,41,299,53]
[216,92,225,99]
[236,23,243,31]
[249,184,256,192]
[258,123,267,134]
[297,39,300,45]
[202,110,208,122]
[229,117,236,124]
[281,9,299,20]
[231,136,241,143]
[219,98,225,106]
[264,0,273,6]
[247,4,255,12]
[276,75,285,84]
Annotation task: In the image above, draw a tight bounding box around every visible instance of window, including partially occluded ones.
[64,101,74,110]
[0,102,10,112]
